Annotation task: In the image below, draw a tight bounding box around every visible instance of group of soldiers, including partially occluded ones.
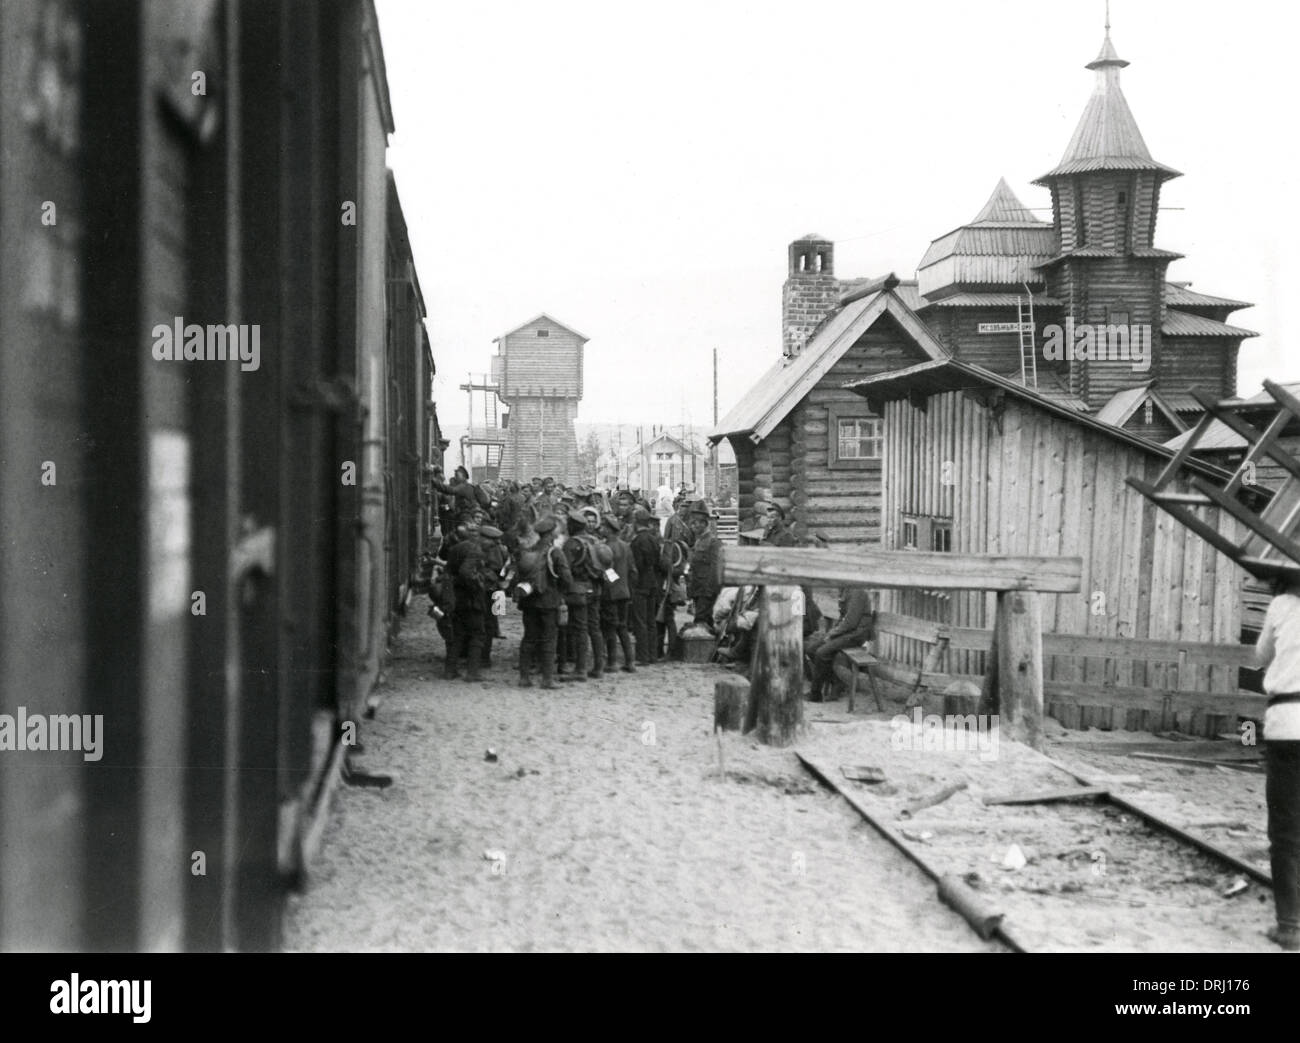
[422,465,877,697]
[424,467,731,688]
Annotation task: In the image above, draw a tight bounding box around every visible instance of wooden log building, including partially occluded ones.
[709,27,1257,546]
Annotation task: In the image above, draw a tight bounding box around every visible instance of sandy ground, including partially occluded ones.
[282,604,997,952]
[282,600,1280,953]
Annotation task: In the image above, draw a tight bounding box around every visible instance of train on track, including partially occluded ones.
[0,0,445,950]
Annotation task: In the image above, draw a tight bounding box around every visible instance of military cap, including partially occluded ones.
[600,513,621,533]
[534,516,557,534]
[567,509,589,527]
[479,525,503,540]
[633,506,653,524]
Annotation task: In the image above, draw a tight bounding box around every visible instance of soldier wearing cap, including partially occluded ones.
[686,503,724,626]
[599,513,637,672]
[515,514,569,689]
[629,506,664,665]
[665,495,693,549]
[559,509,599,681]
[762,501,797,547]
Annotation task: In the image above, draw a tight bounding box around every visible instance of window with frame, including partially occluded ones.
[901,514,952,553]
[827,405,882,470]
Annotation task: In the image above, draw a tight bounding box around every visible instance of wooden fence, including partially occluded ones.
[871,611,1264,737]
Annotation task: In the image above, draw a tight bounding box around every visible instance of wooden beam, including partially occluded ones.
[982,786,1109,806]
[1191,476,1300,567]
[994,591,1044,750]
[720,546,1082,593]
[1126,478,1246,561]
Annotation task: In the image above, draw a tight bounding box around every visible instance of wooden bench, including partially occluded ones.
[839,645,882,713]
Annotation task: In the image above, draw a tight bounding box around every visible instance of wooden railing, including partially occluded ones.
[870,610,1264,734]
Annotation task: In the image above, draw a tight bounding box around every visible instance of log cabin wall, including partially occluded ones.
[878,392,1246,699]
[1047,256,1170,407]
[780,315,923,545]
[1156,339,1239,397]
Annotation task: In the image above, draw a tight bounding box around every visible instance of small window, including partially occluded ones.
[931,522,952,553]
[536,329,549,338]
[836,418,882,460]
[902,519,919,550]
[1118,191,1127,207]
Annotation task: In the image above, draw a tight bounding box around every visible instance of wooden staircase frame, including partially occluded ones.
[1127,378,1300,582]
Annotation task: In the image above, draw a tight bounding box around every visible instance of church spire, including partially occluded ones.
[1033,17,1179,184]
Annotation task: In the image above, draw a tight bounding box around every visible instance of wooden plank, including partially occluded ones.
[1192,476,1300,567]
[982,786,1109,806]
[720,546,1083,593]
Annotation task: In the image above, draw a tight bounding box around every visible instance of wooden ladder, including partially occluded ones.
[1018,287,1038,390]
[1126,379,1300,582]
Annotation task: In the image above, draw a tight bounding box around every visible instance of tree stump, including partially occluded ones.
[744,586,804,746]
[714,676,750,733]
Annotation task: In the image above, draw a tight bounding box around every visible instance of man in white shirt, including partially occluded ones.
[653,481,675,535]
[1255,577,1300,951]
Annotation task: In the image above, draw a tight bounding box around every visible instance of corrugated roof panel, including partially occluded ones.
[917,254,1054,297]
[1163,283,1253,309]
[1164,420,1246,452]
[919,293,1062,308]
[1162,311,1258,338]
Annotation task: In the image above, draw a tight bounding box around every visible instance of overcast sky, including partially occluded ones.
[377,0,1299,430]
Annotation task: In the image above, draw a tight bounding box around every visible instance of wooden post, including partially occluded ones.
[992,591,1044,750]
[744,586,803,746]
[714,676,750,732]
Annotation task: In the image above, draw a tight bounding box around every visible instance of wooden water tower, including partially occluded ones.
[494,313,589,483]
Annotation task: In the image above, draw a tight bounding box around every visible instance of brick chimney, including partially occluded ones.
[782,234,838,358]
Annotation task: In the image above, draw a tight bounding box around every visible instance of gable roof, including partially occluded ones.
[494,313,591,343]
[1095,382,1189,432]
[708,277,949,444]
[845,358,1228,480]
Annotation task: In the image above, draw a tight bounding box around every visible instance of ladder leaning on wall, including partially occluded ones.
[1018,282,1038,389]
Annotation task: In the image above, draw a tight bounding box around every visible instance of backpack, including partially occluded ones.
[571,533,604,581]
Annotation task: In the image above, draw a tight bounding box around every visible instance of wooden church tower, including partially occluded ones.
[493,313,589,483]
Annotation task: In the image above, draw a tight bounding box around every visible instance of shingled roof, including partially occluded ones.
[1034,31,1181,184]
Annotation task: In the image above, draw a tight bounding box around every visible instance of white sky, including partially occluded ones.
[377,0,1300,429]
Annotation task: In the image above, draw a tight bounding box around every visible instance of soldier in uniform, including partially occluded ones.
[516,515,569,690]
[600,513,637,672]
[762,501,797,547]
[560,509,596,682]
[445,523,488,681]
[686,504,724,626]
[629,507,664,665]
[478,524,507,669]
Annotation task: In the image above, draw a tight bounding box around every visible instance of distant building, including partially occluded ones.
[492,313,589,483]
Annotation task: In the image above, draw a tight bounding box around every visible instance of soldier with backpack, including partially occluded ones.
[445,524,490,681]
[515,515,569,690]
[559,510,600,682]
[600,513,637,673]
